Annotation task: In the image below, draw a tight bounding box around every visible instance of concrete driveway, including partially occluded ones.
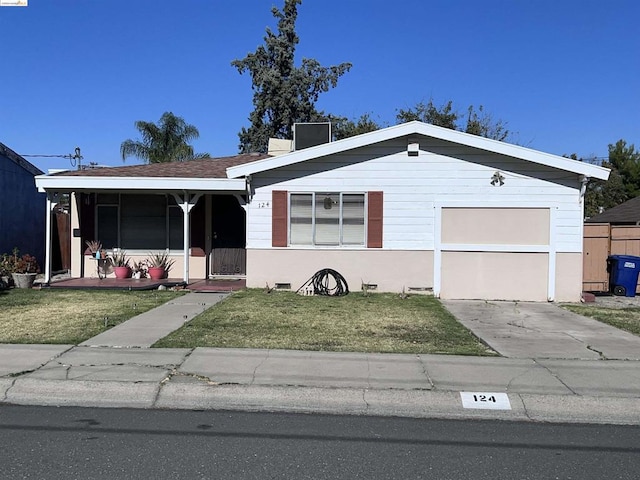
[441,300,640,360]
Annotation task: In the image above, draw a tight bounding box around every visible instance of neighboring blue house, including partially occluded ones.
[0,142,45,265]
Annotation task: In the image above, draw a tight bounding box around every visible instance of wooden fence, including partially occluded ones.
[583,223,640,293]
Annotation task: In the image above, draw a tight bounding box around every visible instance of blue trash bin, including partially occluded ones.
[608,255,640,297]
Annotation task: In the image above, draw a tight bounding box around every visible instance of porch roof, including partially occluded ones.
[35,153,269,193]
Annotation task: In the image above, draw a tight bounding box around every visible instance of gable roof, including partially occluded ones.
[36,154,268,193]
[226,121,611,181]
[586,196,640,224]
[0,142,43,177]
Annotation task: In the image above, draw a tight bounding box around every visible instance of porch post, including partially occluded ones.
[183,196,190,283]
[44,195,53,284]
[44,192,59,285]
[172,192,202,285]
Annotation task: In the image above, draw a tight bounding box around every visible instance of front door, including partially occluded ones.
[211,195,246,275]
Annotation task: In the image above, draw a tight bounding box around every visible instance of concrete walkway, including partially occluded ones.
[80,292,228,348]
[441,300,640,360]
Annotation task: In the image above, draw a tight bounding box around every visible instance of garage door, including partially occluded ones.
[437,207,552,301]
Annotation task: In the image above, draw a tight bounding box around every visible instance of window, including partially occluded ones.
[289,192,365,246]
[95,194,184,250]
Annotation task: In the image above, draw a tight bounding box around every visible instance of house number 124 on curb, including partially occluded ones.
[473,394,496,402]
[460,392,511,410]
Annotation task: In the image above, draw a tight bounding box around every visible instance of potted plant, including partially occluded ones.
[8,248,40,289]
[85,240,103,258]
[111,250,132,279]
[146,252,175,280]
[131,260,148,279]
[0,251,14,289]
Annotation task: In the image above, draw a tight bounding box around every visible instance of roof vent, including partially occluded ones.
[267,138,294,156]
[293,122,331,151]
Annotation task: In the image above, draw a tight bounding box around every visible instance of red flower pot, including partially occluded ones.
[148,267,166,280]
[114,266,132,279]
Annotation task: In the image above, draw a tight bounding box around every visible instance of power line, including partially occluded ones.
[21,147,83,170]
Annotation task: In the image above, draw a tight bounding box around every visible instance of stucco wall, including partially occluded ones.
[247,249,434,293]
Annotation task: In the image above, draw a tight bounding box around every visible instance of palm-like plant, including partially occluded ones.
[120,112,210,164]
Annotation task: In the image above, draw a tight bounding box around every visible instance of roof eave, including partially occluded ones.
[35,175,246,193]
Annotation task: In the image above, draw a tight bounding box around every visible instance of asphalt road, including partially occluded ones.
[0,405,638,479]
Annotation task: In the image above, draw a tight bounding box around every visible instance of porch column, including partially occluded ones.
[44,192,59,285]
[173,192,202,284]
[183,197,189,283]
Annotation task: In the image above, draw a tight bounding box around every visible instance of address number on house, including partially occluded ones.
[460,392,511,410]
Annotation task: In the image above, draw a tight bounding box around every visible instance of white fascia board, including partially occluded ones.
[226,121,611,181]
[35,175,245,193]
[416,123,611,180]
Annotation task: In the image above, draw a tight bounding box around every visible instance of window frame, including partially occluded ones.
[95,193,186,252]
[287,191,367,247]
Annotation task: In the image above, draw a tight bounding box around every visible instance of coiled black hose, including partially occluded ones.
[297,268,349,296]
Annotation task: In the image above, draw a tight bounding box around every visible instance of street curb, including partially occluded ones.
[2,378,639,426]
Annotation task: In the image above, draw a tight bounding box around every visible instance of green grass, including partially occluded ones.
[0,288,185,344]
[154,289,495,355]
[563,304,640,336]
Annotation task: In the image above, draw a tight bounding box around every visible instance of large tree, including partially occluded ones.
[232,0,352,153]
[120,112,209,164]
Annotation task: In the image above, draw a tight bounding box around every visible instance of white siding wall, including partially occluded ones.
[247,136,582,252]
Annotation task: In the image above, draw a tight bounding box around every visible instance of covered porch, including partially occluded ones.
[34,154,267,286]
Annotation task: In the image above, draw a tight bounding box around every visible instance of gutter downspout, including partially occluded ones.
[579,175,590,202]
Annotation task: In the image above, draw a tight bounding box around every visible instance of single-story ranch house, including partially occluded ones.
[35,121,609,301]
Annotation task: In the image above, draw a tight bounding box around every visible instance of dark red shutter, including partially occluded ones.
[272,190,288,247]
[367,191,383,248]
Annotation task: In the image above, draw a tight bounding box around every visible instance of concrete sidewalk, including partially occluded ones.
[2,293,640,425]
[1,344,640,425]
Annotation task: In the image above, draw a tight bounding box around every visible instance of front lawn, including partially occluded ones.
[154,289,495,355]
[0,288,185,344]
[562,304,640,336]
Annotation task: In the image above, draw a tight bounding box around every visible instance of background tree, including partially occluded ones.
[330,113,383,140]
[232,0,352,153]
[120,112,209,164]
[464,105,510,141]
[396,99,511,141]
[608,139,640,198]
[396,100,458,129]
[576,142,636,218]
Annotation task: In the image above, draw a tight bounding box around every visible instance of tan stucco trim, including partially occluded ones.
[70,193,82,278]
[440,251,549,301]
[247,249,434,293]
[555,252,582,302]
[441,207,550,245]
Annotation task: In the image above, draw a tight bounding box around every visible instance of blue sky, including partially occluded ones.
[1,0,638,173]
